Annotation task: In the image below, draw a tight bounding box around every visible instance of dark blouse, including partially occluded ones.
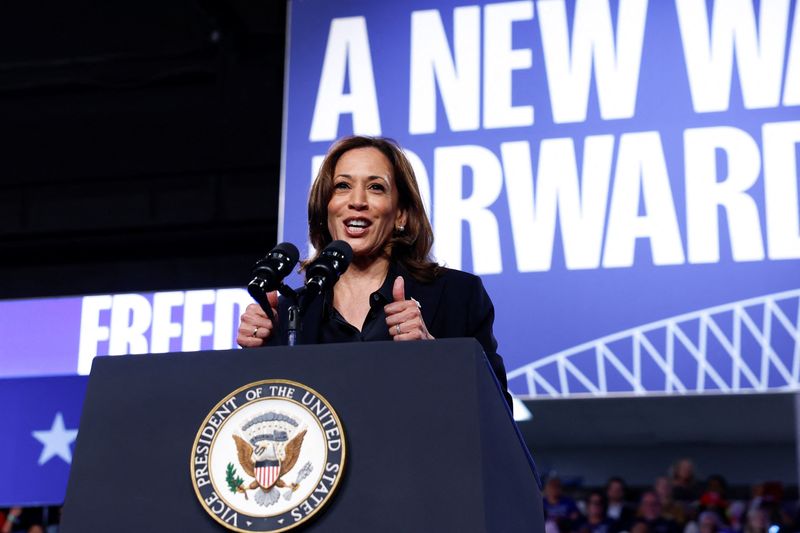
[270,262,512,408]
[318,263,397,344]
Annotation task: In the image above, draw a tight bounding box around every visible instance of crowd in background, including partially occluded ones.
[0,508,58,533]
[543,459,798,533]
[1,458,797,531]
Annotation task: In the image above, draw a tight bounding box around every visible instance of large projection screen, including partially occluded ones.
[280,0,800,397]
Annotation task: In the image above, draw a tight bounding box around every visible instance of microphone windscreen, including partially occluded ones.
[274,241,300,265]
[326,240,353,265]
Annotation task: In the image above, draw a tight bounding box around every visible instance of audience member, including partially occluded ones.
[699,475,730,516]
[0,507,42,533]
[633,490,680,533]
[543,477,581,533]
[744,506,769,533]
[671,458,701,502]
[697,510,723,533]
[606,477,635,531]
[578,491,617,533]
[654,476,686,527]
[721,501,746,533]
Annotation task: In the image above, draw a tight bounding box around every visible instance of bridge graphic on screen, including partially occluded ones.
[507,289,800,398]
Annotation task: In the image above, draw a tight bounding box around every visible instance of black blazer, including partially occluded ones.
[273,264,512,408]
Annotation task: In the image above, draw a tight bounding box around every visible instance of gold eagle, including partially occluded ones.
[232,429,307,492]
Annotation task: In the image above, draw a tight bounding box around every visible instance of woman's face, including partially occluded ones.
[326,147,406,259]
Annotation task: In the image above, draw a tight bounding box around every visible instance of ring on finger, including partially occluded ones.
[253,327,259,337]
[395,324,401,335]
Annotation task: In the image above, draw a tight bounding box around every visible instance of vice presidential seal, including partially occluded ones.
[190,380,346,532]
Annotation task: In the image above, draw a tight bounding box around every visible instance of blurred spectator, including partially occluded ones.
[1,508,22,533]
[654,476,686,526]
[634,490,679,533]
[697,510,723,533]
[671,458,701,502]
[0,507,49,533]
[699,475,730,516]
[744,506,769,533]
[606,477,635,531]
[543,477,581,533]
[721,501,747,533]
[578,491,617,533]
[748,482,790,531]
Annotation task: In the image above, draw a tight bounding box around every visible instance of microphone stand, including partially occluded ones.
[277,284,303,347]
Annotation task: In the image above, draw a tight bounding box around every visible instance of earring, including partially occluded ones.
[396,225,405,233]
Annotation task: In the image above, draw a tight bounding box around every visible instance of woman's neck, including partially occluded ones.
[331,255,390,330]
[342,254,391,285]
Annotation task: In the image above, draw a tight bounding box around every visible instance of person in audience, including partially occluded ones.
[0,507,42,533]
[697,510,723,533]
[654,476,686,526]
[0,508,21,533]
[671,458,701,502]
[699,475,730,517]
[744,505,769,533]
[633,490,679,533]
[578,491,617,533]
[721,501,747,533]
[543,476,581,533]
[606,476,635,531]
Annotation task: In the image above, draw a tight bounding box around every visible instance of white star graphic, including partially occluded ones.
[32,412,79,466]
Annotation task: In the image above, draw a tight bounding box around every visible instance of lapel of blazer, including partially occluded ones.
[297,263,447,344]
[298,293,324,345]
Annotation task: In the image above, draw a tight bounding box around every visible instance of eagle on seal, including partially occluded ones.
[232,413,307,495]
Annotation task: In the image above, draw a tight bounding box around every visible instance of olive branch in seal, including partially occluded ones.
[226,462,248,499]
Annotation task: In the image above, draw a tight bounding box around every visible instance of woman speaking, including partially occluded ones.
[236,135,511,407]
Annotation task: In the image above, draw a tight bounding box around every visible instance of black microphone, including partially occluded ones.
[302,240,353,305]
[247,242,300,319]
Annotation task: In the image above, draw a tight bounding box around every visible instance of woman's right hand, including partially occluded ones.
[237,291,279,348]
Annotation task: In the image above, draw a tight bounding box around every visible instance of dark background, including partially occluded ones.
[0,0,288,299]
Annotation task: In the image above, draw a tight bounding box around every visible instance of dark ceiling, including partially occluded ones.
[0,0,288,299]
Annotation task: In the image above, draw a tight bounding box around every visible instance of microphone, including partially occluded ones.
[302,240,353,304]
[247,242,300,319]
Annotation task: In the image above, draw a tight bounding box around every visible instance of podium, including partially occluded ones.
[61,339,543,532]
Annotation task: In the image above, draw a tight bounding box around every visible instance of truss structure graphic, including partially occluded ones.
[507,289,800,398]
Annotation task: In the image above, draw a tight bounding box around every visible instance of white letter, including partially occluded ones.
[433,145,503,274]
[763,121,800,259]
[77,295,112,375]
[684,126,764,263]
[109,294,152,355]
[603,132,685,268]
[502,136,614,272]
[309,17,381,141]
[784,5,800,106]
[483,1,535,128]
[538,0,647,123]
[409,7,481,133]
[182,290,216,352]
[213,289,253,350]
[402,149,433,218]
[676,0,790,112]
[150,291,184,353]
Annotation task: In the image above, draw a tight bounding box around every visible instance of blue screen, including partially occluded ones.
[280,0,800,397]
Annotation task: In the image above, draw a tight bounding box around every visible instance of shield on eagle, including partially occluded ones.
[254,460,281,489]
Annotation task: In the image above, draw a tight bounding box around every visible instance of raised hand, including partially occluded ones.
[384,276,433,341]
[237,290,279,348]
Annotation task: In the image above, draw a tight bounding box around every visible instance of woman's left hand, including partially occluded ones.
[384,276,434,341]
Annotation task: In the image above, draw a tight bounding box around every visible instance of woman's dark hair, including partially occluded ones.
[306,135,439,282]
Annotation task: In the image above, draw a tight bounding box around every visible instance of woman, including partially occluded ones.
[236,135,511,407]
